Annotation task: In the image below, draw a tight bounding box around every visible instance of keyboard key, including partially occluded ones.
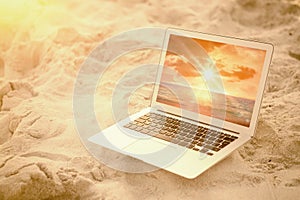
[204,145,214,150]
[199,138,205,142]
[140,129,149,134]
[197,142,203,146]
[135,118,145,123]
[224,137,234,142]
[178,141,189,147]
[184,138,192,143]
[192,140,198,144]
[172,139,180,144]
[220,142,230,148]
[153,128,161,133]
[166,132,174,137]
[193,147,200,151]
[136,127,143,131]
[140,115,149,120]
[230,135,238,139]
[124,124,131,128]
[200,148,208,153]
[148,126,155,130]
[211,147,221,152]
[155,133,172,142]
[222,141,230,145]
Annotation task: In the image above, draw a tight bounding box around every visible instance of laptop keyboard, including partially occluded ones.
[123,112,238,156]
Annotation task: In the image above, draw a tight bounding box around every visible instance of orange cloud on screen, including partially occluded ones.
[164,54,200,77]
[219,65,256,81]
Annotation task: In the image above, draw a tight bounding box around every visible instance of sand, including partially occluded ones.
[0,0,300,199]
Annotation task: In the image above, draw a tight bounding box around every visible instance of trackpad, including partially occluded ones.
[123,139,186,167]
[123,139,176,154]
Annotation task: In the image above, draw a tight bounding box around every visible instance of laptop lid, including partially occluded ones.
[151,28,273,137]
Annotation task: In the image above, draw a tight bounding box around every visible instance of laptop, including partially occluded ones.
[88,28,273,179]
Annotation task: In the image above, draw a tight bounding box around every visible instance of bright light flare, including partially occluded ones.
[202,68,218,81]
[0,0,73,40]
[0,0,39,24]
[193,88,212,106]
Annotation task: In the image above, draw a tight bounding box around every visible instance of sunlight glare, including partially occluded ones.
[203,68,215,80]
[0,0,41,23]
[194,88,212,106]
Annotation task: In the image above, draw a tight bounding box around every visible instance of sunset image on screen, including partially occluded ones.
[157,35,267,127]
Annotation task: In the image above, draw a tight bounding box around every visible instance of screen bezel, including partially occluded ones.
[151,28,273,136]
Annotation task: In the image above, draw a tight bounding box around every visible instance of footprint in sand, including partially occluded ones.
[0,81,38,111]
[239,120,300,172]
[11,111,66,140]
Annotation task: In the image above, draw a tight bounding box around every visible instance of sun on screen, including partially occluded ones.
[157,34,266,127]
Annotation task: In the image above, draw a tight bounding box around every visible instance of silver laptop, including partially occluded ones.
[89,28,273,179]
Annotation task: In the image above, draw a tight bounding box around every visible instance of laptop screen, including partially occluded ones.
[156,34,267,127]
